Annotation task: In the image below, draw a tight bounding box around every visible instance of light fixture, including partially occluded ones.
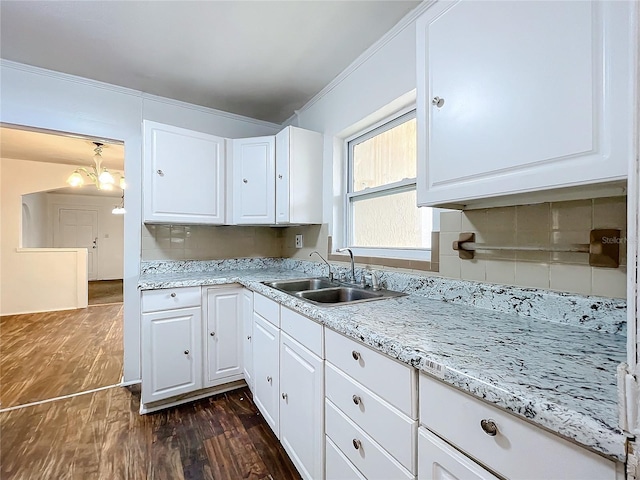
[66,142,125,191]
[112,191,126,215]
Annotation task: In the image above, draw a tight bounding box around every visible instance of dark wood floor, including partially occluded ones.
[0,385,301,480]
[0,303,123,408]
[89,279,124,305]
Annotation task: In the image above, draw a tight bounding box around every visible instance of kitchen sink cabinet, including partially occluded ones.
[202,287,243,387]
[252,310,281,437]
[143,120,226,224]
[416,1,634,208]
[231,136,276,224]
[242,288,254,392]
[141,287,203,405]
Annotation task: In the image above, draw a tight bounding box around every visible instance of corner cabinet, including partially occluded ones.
[143,120,226,224]
[231,126,323,225]
[416,1,634,208]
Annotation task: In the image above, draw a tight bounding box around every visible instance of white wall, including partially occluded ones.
[1,158,89,314]
[0,60,280,382]
[22,191,48,247]
[47,192,124,280]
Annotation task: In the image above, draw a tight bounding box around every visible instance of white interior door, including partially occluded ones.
[55,208,98,280]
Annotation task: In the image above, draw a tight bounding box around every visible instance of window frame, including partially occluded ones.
[344,108,432,261]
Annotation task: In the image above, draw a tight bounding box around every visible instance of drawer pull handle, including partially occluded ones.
[282,392,288,400]
[184,350,189,355]
[352,438,362,450]
[480,419,498,436]
[170,292,177,298]
[243,178,248,184]
[352,395,361,405]
[157,169,164,176]
[352,351,360,361]
[210,332,215,337]
[266,376,272,383]
[247,335,251,340]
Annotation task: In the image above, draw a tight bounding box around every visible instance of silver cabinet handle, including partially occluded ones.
[184,350,189,355]
[352,395,361,405]
[247,335,251,340]
[352,350,360,361]
[170,292,176,298]
[282,392,288,400]
[480,419,498,436]
[157,169,164,176]
[243,178,248,184]
[210,332,215,337]
[352,439,362,450]
[432,96,445,108]
[266,376,272,383]
[278,174,283,179]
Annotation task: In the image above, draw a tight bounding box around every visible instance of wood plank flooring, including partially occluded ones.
[1,304,123,408]
[0,385,301,480]
[89,280,124,305]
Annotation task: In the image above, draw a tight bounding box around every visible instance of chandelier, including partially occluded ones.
[66,142,125,191]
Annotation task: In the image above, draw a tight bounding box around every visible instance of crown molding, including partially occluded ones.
[1,59,281,130]
[293,0,435,120]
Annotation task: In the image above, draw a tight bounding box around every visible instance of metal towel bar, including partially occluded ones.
[452,229,621,268]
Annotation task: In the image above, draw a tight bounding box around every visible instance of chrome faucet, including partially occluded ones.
[310,251,333,281]
[336,247,356,283]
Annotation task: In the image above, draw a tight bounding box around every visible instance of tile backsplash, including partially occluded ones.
[439,197,627,298]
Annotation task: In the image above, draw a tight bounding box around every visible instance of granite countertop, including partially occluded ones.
[139,266,628,461]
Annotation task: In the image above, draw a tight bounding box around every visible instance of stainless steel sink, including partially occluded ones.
[264,278,338,292]
[262,277,406,306]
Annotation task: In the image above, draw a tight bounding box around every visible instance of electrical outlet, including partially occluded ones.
[295,234,303,248]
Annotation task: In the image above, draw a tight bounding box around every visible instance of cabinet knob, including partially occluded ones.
[210,332,215,337]
[170,292,176,298]
[431,96,445,108]
[480,419,498,436]
[184,350,190,355]
[243,178,248,184]
[352,395,361,405]
[157,169,164,176]
[281,392,288,400]
[247,335,251,340]
[278,174,283,179]
[352,438,362,450]
[352,350,361,361]
[266,376,272,383]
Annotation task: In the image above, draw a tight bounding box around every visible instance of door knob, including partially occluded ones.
[184,350,190,355]
[431,96,445,108]
[210,332,215,337]
[157,169,164,176]
[243,178,248,184]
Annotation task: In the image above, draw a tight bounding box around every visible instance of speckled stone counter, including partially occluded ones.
[139,260,628,461]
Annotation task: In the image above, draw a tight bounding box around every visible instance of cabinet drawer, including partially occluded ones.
[326,362,416,473]
[253,293,279,327]
[418,427,499,480]
[141,287,201,313]
[326,436,366,480]
[280,306,323,358]
[326,399,413,480]
[420,374,617,480]
[325,328,417,417]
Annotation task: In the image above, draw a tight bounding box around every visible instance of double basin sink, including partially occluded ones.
[263,277,406,306]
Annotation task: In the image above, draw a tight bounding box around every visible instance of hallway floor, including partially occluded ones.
[89,279,124,305]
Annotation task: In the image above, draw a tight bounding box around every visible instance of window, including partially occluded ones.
[346,110,433,260]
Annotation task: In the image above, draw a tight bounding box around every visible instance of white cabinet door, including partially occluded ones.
[275,126,323,225]
[252,312,280,437]
[203,287,242,386]
[279,332,324,480]
[416,1,633,207]
[242,288,254,392]
[418,428,498,480]
[232,136,275,224]
[143,120,225,224]
[141,306,202,403]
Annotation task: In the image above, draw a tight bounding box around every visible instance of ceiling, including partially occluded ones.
[0,1,421,124]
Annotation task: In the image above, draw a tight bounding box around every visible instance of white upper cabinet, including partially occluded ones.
[275,126,323,225]
[143,120,226,224]
[231,136,276,224]
[416,1,634,208]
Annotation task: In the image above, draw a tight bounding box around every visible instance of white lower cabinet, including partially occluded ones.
[326,436,366,480]
[242,288,254,392]
[418,428,498,480]
[202,287,243,386]
[252,311,280,437]
[280,332,324,480]
[141,306,202,403]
